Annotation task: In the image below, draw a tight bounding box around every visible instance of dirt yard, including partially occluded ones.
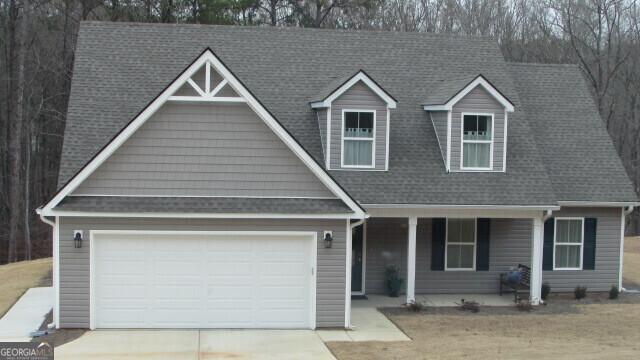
[624,236,640,286]
[328,302,640,359]
[328,236,640,359]
[0,258,52,317]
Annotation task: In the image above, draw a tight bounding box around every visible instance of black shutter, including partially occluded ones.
[583,218,597,270]
[431,218,446,271]
[543,218,555,271]
[476,219,490,271]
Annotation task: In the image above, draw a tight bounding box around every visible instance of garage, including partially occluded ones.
[90,231,316,329]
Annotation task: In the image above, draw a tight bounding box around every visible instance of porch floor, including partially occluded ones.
[355,294,515,308]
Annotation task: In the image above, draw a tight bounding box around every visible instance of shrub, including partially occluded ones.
[574,286,587,300]
[541,282,551,300]
[457,299,480,313]
[516,300,533,312]
[609,285,620,300]
[406,300,424,312]
[384,265,404,297]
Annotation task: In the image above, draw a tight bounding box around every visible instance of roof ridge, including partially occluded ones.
[80,21,498,41]
[507,61,580,69]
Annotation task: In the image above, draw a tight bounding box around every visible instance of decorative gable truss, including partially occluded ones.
[169,60,244,103]
[40,48,366,218]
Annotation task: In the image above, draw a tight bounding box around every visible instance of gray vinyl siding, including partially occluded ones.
[450,86,505,172]
[316,108,328,160]
[73,103,335,198]
[329,81,388,170]
[429,111,448,167]
[543,207,622,292]
[364,218,408,294]
[364,208,622,294]
[365,218,531,294]
[58,217,346,328]
[415,218,532,293]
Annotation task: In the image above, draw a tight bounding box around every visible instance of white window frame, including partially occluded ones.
[341,109,376,169]
[460,112,494,171]
[444,218,477,271]
[553,217,584,271]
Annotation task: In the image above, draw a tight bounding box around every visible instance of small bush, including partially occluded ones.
[457,299,480,313]
[609,285,620,300]
[384,265,404,297]
[516,300,533,312]
[574,286,587,300]
[541,282,551,300]
[406,300,424,312]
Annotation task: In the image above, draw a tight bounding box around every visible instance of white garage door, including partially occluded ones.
[92,231,315,329]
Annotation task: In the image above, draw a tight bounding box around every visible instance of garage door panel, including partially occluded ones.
[93,232,313,329]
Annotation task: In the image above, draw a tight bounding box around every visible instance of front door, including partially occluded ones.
[351,225,364,294]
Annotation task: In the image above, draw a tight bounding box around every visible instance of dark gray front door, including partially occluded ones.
[351,225,364,293]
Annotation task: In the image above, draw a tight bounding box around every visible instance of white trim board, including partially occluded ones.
[38,209,355,219]
[42,49,364,218]
[423,75,515,112]
[310,71,397,109]
[89,230,318,330]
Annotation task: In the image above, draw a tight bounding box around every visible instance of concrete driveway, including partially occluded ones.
[55,329,336,360]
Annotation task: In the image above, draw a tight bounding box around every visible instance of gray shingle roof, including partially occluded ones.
[57,22,636,207]
[508,63,638,203]
[310,69,396,104]
[56,196,354,214]
[423,74,478,105]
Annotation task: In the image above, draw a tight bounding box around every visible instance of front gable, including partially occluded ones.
[72,102,336,198]
[43,49,365,216]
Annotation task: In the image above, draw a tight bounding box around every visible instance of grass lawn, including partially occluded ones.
[327,236,640,360]
[0,258,52,318]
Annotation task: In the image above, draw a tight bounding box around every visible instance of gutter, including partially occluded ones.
[35,207,56,329]
[620,206,634,292]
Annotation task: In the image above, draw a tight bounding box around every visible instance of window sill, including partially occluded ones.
[551,267,583,271]
[444,268,476,271]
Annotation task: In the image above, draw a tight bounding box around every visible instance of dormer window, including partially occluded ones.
[462,113,493,170]
[343,110,375,167]
[310,70,397,171]
[423,74,514,173]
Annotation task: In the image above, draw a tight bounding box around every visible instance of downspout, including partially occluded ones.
[621,206,634,292]
[36,207,56,329]
[543,209,553,221]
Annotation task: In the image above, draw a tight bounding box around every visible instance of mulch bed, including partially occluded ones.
[381,292,640,317]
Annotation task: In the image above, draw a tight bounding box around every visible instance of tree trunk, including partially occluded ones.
[6,0,28,263]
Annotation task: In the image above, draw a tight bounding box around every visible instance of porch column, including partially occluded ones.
[407,217,417,304]
[530,216,544,305]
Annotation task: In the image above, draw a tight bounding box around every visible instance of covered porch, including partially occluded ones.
[349,206,553,308]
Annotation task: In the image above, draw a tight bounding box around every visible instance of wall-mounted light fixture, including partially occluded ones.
[323,231,333,248]
[73,231,83,249]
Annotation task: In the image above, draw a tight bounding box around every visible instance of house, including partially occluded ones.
[37,22,638,330]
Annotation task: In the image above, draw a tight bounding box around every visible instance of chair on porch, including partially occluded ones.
[499,264,530,303]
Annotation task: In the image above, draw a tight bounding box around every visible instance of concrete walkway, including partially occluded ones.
[316,307,410,342]
[56,330,336,360]
[0,287,52,342]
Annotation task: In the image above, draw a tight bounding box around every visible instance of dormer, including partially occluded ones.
[423,75,514,172]
[311,71,397,171]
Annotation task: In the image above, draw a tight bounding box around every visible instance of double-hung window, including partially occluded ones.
[462,114,493,169]
[342,110,375,167]
[554,218,584,270]
[446,219,476,270]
